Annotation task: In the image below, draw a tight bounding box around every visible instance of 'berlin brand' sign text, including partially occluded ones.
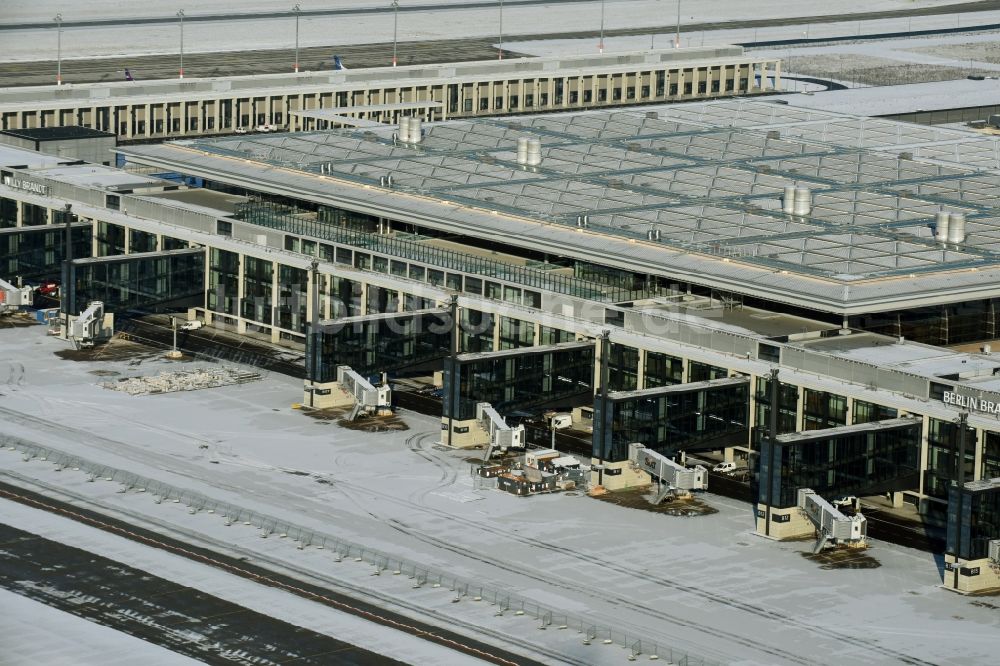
[943,391,1000,415]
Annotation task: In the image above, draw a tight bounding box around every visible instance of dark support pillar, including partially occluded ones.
[61,203,73,329]
[764,367,780,537]
[307,260,319,408]
[595,330,611,487]
[447,295,458,448]
[957,411,969,487]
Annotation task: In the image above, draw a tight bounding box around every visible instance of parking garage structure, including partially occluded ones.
[7,100,1000,531]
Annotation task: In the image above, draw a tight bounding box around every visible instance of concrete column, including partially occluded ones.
[233,253,247,333]
[795,385,805,431]
[774,59,782,91]
[270,260,280,343]
[636,348,646,388]
[974,427,984,481]
[125,104,134,140]
[144,104,152,138]
[918,414,930,497]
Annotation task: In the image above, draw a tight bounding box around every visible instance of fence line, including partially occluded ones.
[1,434,715,666]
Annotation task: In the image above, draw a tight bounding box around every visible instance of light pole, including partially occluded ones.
[177,9,185,79]
[54,14,63,85]
[674,0,681,48]
[498,0,504,60]
[599,0,605,54]
[391,0,399,67]
[293,4,301,73]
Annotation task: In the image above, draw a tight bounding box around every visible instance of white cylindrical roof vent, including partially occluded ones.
[409,117,423,144]
[948,212,966,244]
[517,137,529,165]
[526,138,542,166]
[782,185,796,214]
[935,211,950,242]
[793,187,812,216]
[398,116,411,143]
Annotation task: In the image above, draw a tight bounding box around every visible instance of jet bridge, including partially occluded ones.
[341,366,391,419]
[66,301,113,349]
[628,443,707,503]
[0,278,33,314]
[477,402,525,461]
[798,488,867,552]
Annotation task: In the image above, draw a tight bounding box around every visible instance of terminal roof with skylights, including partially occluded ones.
[118,99,1000,315]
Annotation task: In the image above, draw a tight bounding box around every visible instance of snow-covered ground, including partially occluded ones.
[0,586,203,666]
[0,0,986,62]
[0,323,998,665]
[0,499,489,666]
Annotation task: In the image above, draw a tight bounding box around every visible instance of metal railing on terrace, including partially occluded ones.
[233,201,657,302]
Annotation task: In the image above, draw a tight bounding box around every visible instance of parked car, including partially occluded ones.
[713,461,738,475]
[38,280,59,296]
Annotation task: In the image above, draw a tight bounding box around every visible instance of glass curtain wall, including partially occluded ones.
[760,421,922,508]
[68,250,205,314]
[598,381,749,462]
[277,264,307,332]
[310,311,451,381]
[443,345,595,421]
[241,256,273,326]
[803,389,847,431]
[0,226,90,279]
[608,343,639,391]
[926,417,978,500]
[948,482,1000,560]
[644,351,683,388]
[208,248,239,317]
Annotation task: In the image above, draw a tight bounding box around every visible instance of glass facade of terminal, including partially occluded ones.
[307,310,452,381]
[241,256,273,327]
[67,249,205,315]
[96,221,126,256]
[208,248,239,317]
[759,420,922,509]
[754,376,799,442]
[0,225,91,279]
[925,417,978,501]
[595,380,750,463]
[948,482,1000,561]
[442,344,595,422]
[643,351,684,388]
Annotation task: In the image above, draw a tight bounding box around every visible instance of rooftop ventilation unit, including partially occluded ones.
[766,130,781,140]
[947,212,966,244]
[576,214,589,228]
[397,116,411,143]
[782,185,796,214]
[935,211,950,242]
[793,187,812,216]
[517,137,529,165]
[647,228,661,241]
[526,138,542,166]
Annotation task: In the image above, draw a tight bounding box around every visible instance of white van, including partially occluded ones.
[713,461,738,474]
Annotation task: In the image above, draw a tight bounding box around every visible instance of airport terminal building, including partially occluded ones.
[2,97,1000,585]
[0,47,780,141]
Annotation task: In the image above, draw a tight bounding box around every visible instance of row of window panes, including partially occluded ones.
[284,233,542,309]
